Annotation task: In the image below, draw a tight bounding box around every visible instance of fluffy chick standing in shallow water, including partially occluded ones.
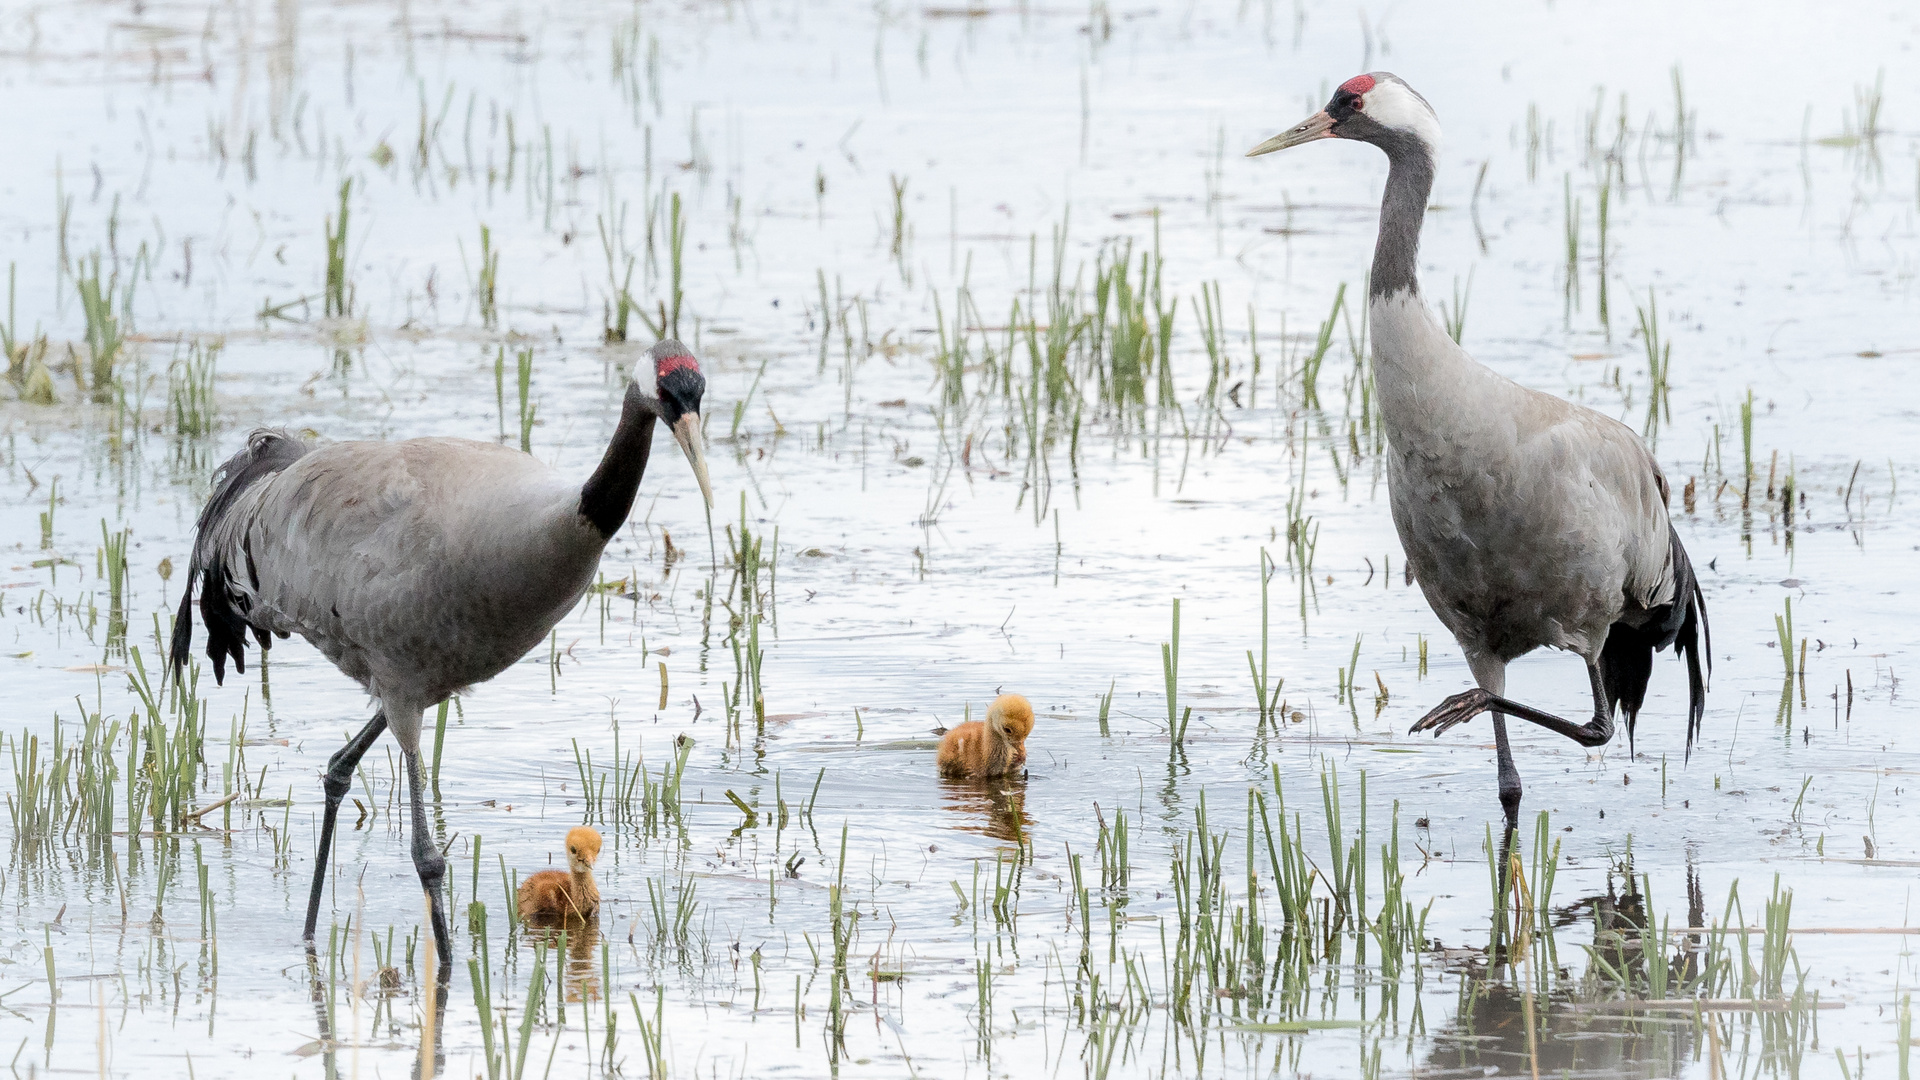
[937,694,1035,779]
[517,826,602,920]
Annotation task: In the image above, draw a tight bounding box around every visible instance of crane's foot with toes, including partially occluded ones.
[1409,688,1498,737]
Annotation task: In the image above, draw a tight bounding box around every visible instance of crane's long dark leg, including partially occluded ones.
[1491,711,1522,827]
[402,745,453,968]
[1460,658,1524,827]
[400,737,451,1078]
[304,711,388,944]
[1410,662,1614,748]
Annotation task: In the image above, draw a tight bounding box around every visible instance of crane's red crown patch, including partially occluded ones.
[1338,74,1376,97]
[656,351,699,377]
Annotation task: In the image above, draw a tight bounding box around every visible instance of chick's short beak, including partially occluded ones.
[671,411,714,508]
[1247,110,1336,157]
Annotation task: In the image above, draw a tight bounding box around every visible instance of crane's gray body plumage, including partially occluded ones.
[186,433,608,724]
[1374,293,1678,665]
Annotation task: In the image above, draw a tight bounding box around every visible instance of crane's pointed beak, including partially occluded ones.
[671,412,713,508]
[1247,110,1336,157]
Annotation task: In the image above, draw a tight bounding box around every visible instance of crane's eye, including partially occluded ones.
[1349,97,1364,111]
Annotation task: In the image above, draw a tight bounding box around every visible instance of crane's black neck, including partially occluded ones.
[1370,133,1436,301]
[579,382,656,540]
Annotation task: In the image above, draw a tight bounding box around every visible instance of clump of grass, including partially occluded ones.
[1246,549,1282,726]
[599,207,639,343]
[721,494,774,730]
[1636,290,1672,436]
[630,987,668,1078]
[100,520,129,652]
[470,938,547,1079]
[637,192,686,341]
[8,649,213,872]
[730,359,769,440]
[39,479,57,549]
[888,174,910,263]
[168,341,219,437]
[75,252,130,403]
[1,262,17,367]
[1596,161,1613,336]
[1302,283,1345,407]
[1821,70,1886,149]
[515,347,536,452]
[645,873,701,951]
[1162,599,1190,754]
[324,179,354,318]
[574,726,694,837]
[1563,174,1582,315]
[1192,280,1228,407]
[7,725,73,867]
[1442,270,1472,344]
[1774,596,1797,680]
[1740,387,1756,501]
[1092,239,1152,410]
[9,336,57,405]
[1855,71,1885,143]
[476,224,501,330]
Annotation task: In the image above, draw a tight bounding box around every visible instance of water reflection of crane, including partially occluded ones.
[521,917,605,1005]
[939,777,1031,846]
[1427,977,1693,1079]
[1426,847,1708,1078]
[303,909,606,1080]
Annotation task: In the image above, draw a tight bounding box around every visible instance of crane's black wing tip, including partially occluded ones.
[167,589,195,678]
[198,581,251,687]
[179,429,312,690]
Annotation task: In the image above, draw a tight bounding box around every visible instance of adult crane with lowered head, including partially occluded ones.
[169,339,713,968]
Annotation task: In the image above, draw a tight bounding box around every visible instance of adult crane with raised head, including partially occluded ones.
[1248,74,1709,823]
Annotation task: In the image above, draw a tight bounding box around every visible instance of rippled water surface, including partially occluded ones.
[3,1,1919,1076]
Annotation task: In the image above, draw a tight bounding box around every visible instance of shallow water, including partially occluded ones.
[2,1,1919,1077]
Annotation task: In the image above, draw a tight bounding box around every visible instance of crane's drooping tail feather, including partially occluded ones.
[168,429,311,685]
[1600,525,1710,758]
[1673,530,1711,756]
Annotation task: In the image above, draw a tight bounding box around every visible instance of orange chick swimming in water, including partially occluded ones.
[937,694,1035,779]
[516,826,603,920]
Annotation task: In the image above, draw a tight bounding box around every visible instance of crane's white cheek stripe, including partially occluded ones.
[1362,83,1443,154]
